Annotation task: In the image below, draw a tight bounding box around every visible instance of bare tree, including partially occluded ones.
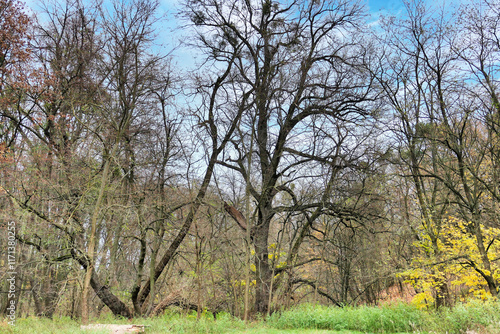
[182,0,381,313]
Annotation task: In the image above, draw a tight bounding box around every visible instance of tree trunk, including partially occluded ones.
[472,220,498,297]
[89,273,132,319]
[253,216,272,314]
[74,252,132,318]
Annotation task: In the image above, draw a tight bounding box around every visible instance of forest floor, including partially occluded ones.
[0,318,425,334]
[1,301,499,334]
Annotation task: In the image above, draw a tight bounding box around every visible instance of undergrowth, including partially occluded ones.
[268,299,500,334]
[2,300,500,333]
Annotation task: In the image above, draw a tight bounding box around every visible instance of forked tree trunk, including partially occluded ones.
[74,252,132,319]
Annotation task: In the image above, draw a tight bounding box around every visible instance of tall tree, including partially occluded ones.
[182,0,381,313]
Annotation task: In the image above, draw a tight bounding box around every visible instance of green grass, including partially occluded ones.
[268,300,500,334]
[3,301,500,333]
[1,316,109,334]
[267,303,423,333]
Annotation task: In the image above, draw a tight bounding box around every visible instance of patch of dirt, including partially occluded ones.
[80,324,146,333]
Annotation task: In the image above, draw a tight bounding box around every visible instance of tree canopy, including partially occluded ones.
[1,0,500,320]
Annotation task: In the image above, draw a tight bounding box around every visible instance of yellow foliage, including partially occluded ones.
[276,261,287,269]
[234,279,256,287]
[412,291,434,309]
[404,215,500,304]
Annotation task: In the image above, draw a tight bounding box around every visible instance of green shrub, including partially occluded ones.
[424,299,500,334]
[268,303,423,333]
[267,301,500,333]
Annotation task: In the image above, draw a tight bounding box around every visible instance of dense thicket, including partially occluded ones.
[0,0,499,320]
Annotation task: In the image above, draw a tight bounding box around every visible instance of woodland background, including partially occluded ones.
[1,0,500,324]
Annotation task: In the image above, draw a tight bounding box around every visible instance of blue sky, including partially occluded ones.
[157,0,410,69]
[25,0,451,69]
[367,0,404,12]
[159,0,467,69]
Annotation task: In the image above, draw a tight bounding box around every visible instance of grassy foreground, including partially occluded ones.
[2,301,500,333]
